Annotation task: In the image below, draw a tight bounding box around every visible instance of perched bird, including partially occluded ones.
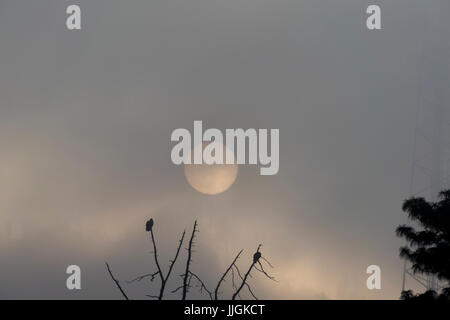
[253,251,261,264]
[146,218,154,232]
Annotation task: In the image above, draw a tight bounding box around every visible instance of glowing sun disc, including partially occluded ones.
[184,143,238,195]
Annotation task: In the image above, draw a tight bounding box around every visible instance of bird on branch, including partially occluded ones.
[146,218,154,232]
[253,251,261,264]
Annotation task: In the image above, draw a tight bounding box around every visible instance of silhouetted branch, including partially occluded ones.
[189,271,213,300]
[214,250,243,300]
[141,219,186,300]
[233,264,257,300]
[230,266,240,299]
[171,285,184,294]
[105,262,129,300]
[188,272,193,289]
[126,271,160,284]
[232,245,262,300]
[158,229,186,299]
[149,226,164,286]
[244,282,258,300]
[182,220,198,300]
[165,231,186,282]
[255,261,277,282]
[261,256,274,268]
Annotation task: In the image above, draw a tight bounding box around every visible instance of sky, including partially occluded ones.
[0,0,449,299]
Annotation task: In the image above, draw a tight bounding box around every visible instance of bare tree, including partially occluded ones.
[106,219,276,300]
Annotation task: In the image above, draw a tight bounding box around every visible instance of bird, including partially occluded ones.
[146,218,154,232]
[253,251,261,264]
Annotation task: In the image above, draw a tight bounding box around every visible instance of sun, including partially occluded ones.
[184,143,238,195]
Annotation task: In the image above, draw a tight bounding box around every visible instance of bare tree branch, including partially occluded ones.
[214,250,243,300]
[189,271,213,300]
[245,281,258,300]
[165,231,186,283]
[231,266,241,299]
[126,271,160,284]
[182,220,198,300]
[188,272,193,289]
[157,229,186,299]
[233,264,244,281]
[256,261,277,282]
[261,256,274,268]
[171,286,184,294]
[105,262,129,300]
[141,219,187,300]
[231,264,257,300]
[231,245,262,300]
[149,227,165,286]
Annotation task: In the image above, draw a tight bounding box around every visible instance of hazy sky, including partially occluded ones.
[0,0,449,299]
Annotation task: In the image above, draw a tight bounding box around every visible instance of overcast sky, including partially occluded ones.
[0,0,449,299]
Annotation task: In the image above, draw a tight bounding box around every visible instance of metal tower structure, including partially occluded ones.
[402,0,450,294]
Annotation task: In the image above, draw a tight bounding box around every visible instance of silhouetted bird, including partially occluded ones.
[253,251,261,264]
[146,218,154,232]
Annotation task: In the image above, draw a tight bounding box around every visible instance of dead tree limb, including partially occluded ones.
[231,245,262,300]
[129,225,185,299]
[182,220,198,300]
[126,271,160,284]
[255,261,277,282]
[105,262,129,300]
[143,218,186,300]
[214,250,243,300]
[159,230,186,298]
[231,266,241,299]
[189,271,213,300]
[233,264,257,300]
[153,229,185,299]
[149,224,164,287]
[261,256,274,268]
